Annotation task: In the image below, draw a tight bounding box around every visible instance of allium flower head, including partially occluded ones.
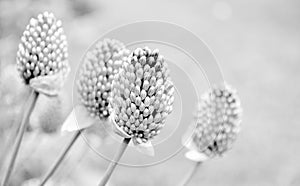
[185,84,242,159]
[16,11,68,84]
[77,39,129,120]
[111,47,175,144]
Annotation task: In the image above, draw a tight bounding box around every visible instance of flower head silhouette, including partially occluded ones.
[184,84,242,161]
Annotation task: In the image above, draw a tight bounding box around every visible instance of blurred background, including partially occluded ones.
[0,0,300,185]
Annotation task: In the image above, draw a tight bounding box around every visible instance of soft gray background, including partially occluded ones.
[0,0,299,185]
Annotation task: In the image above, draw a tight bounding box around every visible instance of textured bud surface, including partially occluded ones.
[77,39,129,120]
[16,12,68,84]
[111,47,175,144]
[190,84,242,157]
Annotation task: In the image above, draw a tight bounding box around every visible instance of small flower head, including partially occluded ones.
[77,39,129,120]
[188,84,242,158]
[111,47,175,144]
[16,12,68,84]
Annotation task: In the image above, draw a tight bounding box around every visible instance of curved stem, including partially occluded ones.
[39,130,82,186]
[1,91,39,186]
[98,138,131,186]
[180,161,202,186]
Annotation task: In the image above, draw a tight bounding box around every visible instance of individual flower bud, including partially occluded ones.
[77,38,129,120]
[186,84,242,159]
[16,11,69,84]
[111,47,175,144]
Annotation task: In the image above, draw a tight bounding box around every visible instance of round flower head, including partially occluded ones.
[77,39,129,120]
[16,11,68,84]
[185,84,242,159]
[111,47,175,144]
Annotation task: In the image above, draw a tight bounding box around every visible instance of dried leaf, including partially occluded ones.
[134,140,155,156]
[29,64,70,96]
[61,105,97,132]
[182,123,197,151]
[185,150,208,162]
[109,110,131,138]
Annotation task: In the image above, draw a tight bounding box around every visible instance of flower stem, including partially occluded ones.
[0,116,21,172]
[180,161,202,186]
[39,130,82,186]
[1,91,39,186]
[98,138,131,186]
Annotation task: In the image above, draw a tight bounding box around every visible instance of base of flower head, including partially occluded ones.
[61,104,105,132]
[109,110,133,138]
[29,62,70,96]
[133,140,154,156]
[110,110,155,156]
[185,150,209,162]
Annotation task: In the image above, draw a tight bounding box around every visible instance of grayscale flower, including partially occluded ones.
[111,47,175,144]
[77,38,129,120]
[185,84,242,159]
[16,11,69,84]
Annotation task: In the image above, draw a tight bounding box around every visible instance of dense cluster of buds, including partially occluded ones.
[16,12,68,84]
[111,47,175,144]
[189,84,242,158]
[77,39,129,120]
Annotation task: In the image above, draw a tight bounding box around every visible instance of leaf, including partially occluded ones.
[109,110,131,138]
[182,123,198,151]
[29,64,70,96]
[134,140,155,156]
[185,150,208,162]
[61,105,97,132]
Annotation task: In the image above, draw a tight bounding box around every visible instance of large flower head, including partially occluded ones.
[185,84,242,160]
[77,38,129,120]
[16,12,68,85]
[111,47,175,144]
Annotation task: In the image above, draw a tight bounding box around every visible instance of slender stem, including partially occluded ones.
[39,130,82,186]
[98,138,131,186]
[180,161,202,186]
[0,117,20,172]
[58,140,90,181]
[1,91,39,186]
